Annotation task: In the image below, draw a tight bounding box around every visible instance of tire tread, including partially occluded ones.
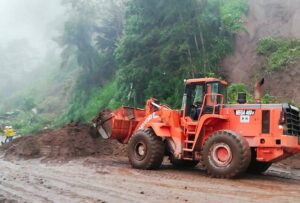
[201,130,251,178]
[128,128,165,170]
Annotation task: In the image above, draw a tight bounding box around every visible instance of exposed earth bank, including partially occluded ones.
[221,0,300,104]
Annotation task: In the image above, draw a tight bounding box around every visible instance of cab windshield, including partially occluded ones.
[193,85,203,105]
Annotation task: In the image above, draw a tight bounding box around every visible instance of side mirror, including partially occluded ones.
[237,92,247,104]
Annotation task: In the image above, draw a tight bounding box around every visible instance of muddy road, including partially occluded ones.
[0,155,300,203]
[0,124,299,202]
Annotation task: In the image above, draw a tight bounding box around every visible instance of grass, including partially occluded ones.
[54,79,122,127]
[227,83,274,104]
[2,79,123,136]
[257,37,300,72]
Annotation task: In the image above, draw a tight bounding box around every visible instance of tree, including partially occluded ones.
[57,0,125,122]
[115,0,247,107]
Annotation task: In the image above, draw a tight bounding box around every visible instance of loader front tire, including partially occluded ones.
[201,130,251,178]
[128,129,165,170]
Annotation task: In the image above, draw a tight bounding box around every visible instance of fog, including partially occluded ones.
[0,0,64,53]
[0,0,66,111]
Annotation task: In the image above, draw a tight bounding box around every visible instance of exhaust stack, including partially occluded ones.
[254,78,264,103]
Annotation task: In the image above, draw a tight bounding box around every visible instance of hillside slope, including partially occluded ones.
[221,0,300,104]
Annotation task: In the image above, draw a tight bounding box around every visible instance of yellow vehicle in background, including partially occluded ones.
[3,126,16,143]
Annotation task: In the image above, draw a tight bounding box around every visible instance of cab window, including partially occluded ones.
[184,83,204,118]
[206,83,219,104]
[193,85,203,105]
[220,84,228,103]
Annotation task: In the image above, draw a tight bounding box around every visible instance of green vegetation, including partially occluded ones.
[1,0,249,135]
[115,0,247,108]
[54,0,124,125]
[257,37,300,72]
[227,83,274,104]
[227,83,253,104]
[56,0,248,127]
[56,80,121,125]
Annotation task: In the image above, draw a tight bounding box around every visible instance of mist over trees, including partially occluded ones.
[55,0,247,124]
[0,0,247,134]
[0,0,64,112]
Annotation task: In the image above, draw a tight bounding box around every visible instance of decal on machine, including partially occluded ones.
[234,110,255,123]
[138,112,159,130]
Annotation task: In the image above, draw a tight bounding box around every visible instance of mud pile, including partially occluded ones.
[0,123,127,161]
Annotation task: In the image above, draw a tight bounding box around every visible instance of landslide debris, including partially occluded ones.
[0,122,299,171]
[221,0,300,104]
[0,123,126,161]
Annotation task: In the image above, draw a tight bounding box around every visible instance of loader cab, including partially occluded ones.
[182,78,228,120]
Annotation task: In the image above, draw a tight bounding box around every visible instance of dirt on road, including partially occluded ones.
[0,155,300,203]
[0,123,126,161]
[0,124,300,203]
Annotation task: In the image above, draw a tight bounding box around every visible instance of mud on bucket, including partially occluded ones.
[91,107,144,143]
[91,109,113,139]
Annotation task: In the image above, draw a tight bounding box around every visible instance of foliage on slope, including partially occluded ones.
[54,0,248,126]
[227,83,274,104]
[1,0,248,134]
[55,0,124,124]
[115,0,247,108]
[257,37,300,72]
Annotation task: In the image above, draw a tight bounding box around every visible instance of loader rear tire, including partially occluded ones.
[170,157,199,168]
[201,130,251,178]
[128,129,165,170]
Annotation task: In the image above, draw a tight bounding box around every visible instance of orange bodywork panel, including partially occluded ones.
[215,104,300,162]
[100,98,300,163]
[106,107,145,143]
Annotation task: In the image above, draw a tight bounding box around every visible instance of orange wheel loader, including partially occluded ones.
[92,78,300,178]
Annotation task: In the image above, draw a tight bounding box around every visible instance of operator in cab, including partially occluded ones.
[192,85,203,120]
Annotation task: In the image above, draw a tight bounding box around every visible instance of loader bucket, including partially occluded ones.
[92,107,145,144]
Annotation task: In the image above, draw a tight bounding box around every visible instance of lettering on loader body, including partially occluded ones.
[139,113,159,130]
[235,110,255,124]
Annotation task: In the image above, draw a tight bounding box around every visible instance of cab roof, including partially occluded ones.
[185,78,228,85]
